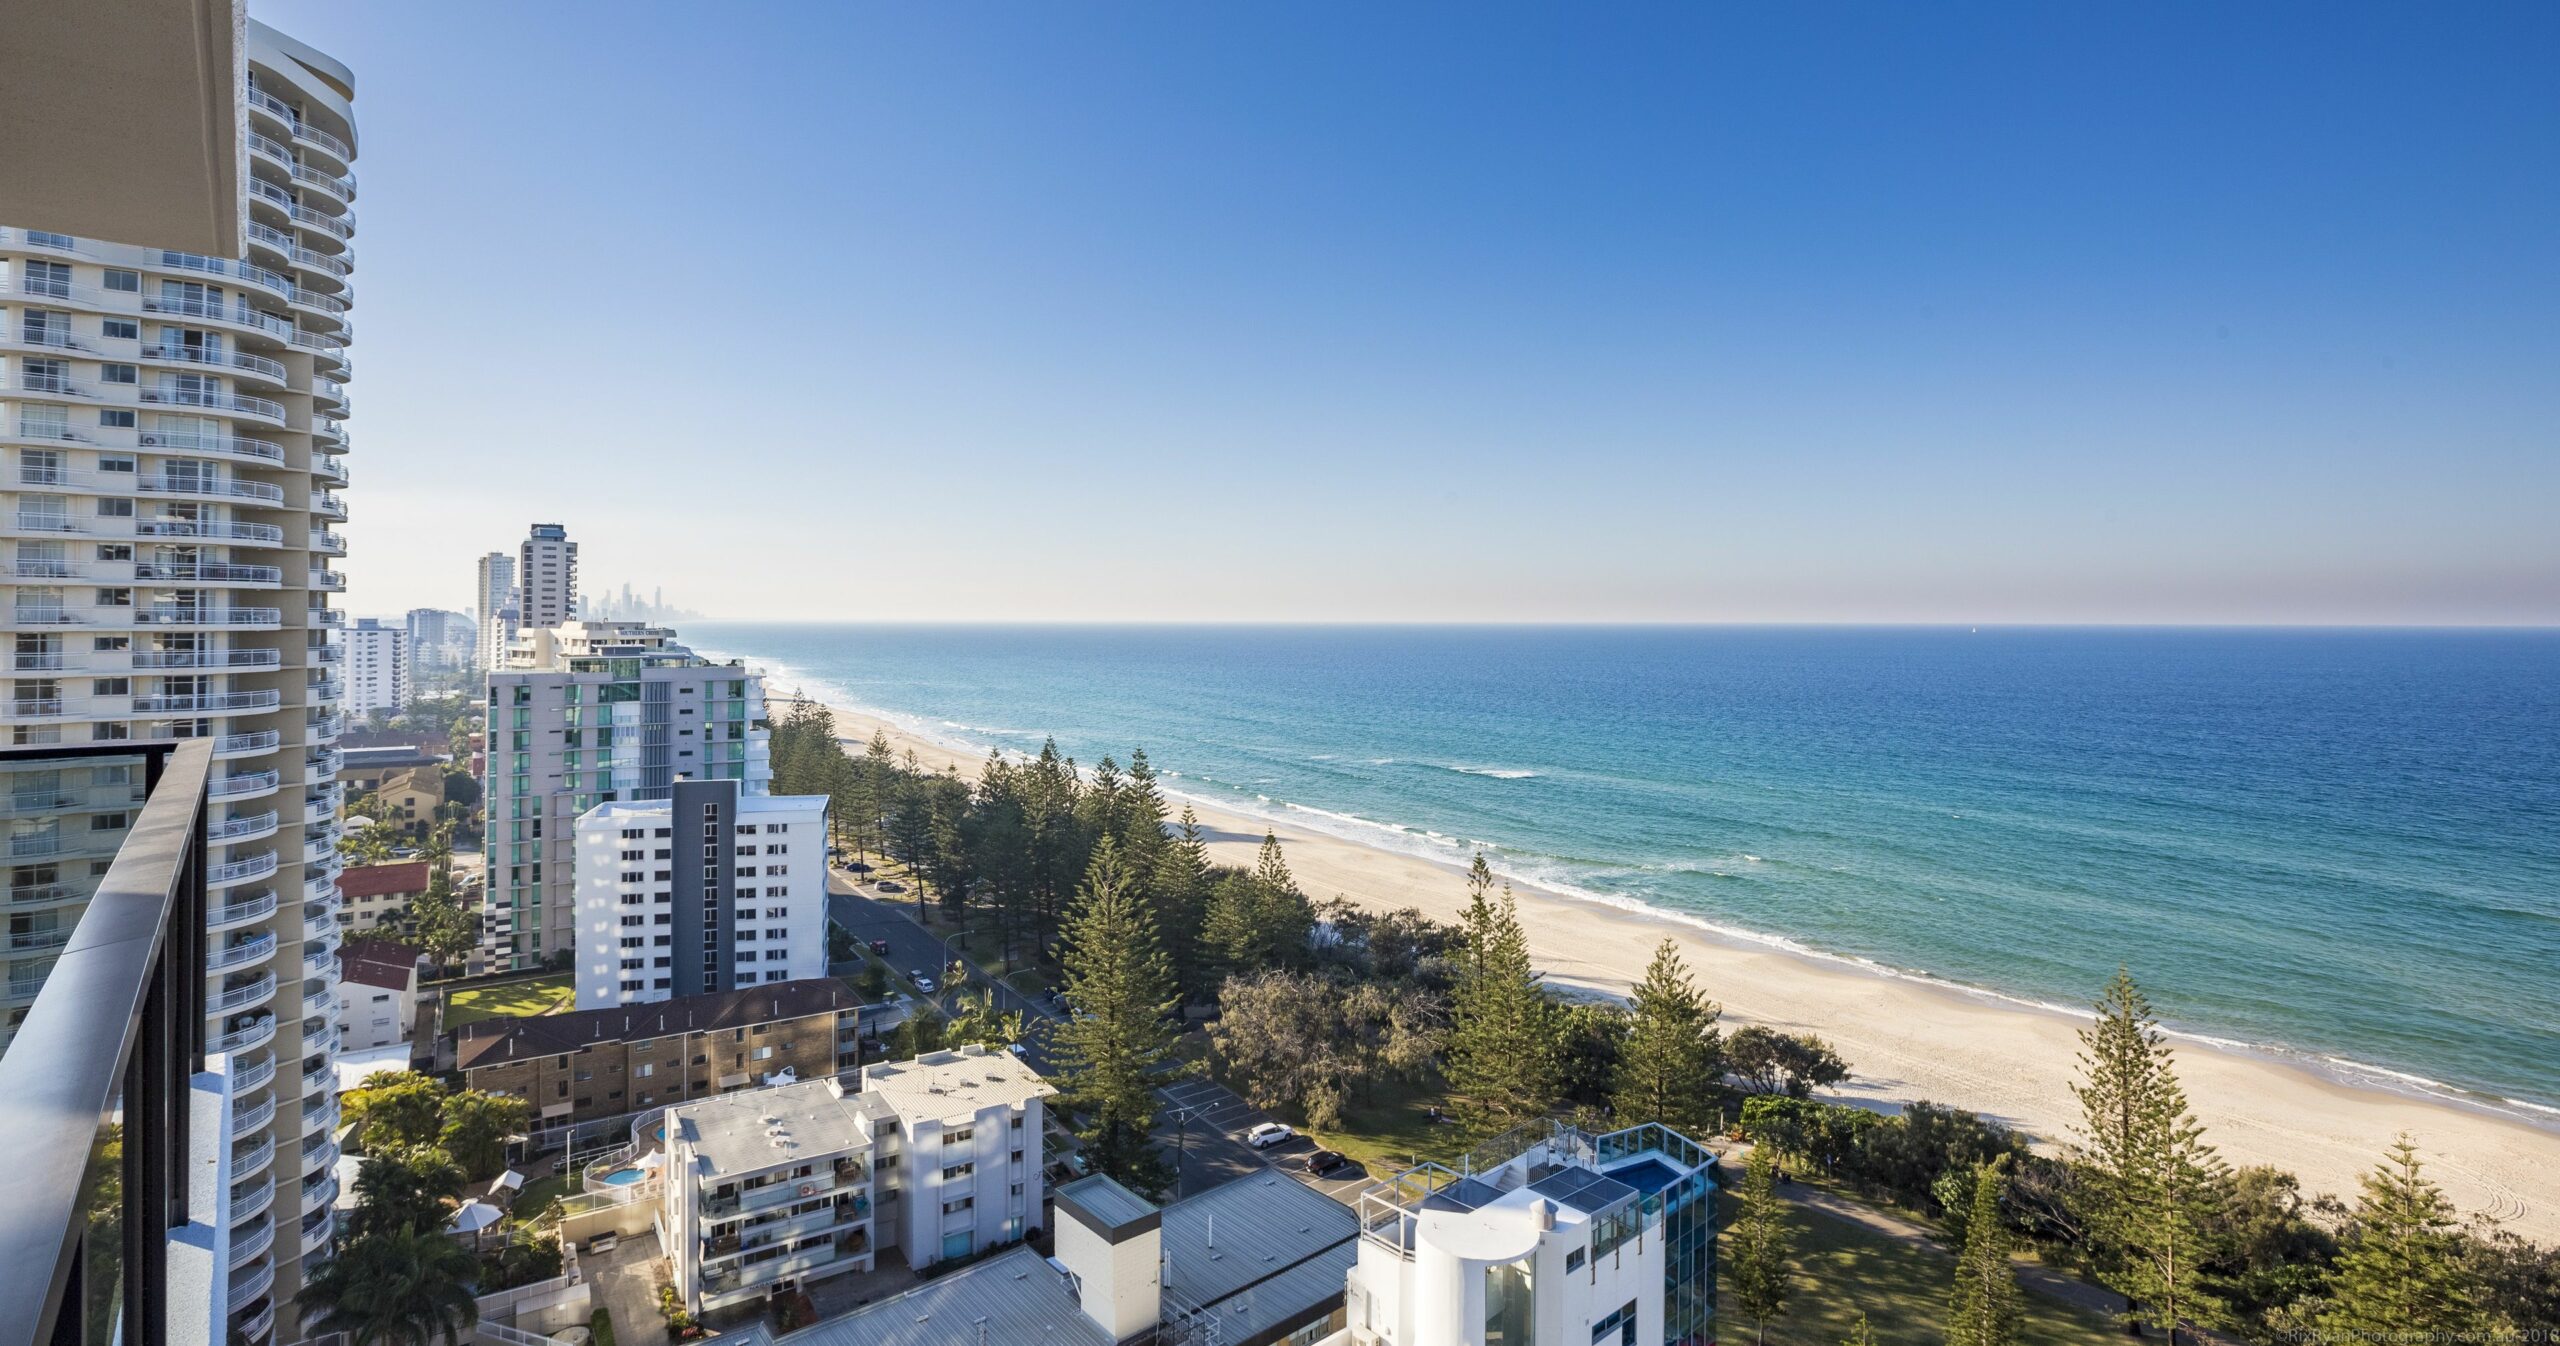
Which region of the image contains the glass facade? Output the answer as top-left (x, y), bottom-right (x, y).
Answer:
top-left (1484, 1256), bottom-right (1534, 1345)
top-left (1659, 1167), bottom-right (1714, 1346)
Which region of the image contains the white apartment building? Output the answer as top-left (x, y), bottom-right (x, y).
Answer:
top-left (1346, 1123), bottom-right (1718, 1346)
top-left (656, 1048), bottom-right (1054, 1315)
top-left (473, 550), bottom-right (514, 672)
top-left (0, 22), bottom-right (359, 1342)
top-left (571, 783), bottom-right (828, 1009)
top-left (518, 522), bottom-right (576, 629)
top-left (483, 621), bottom-right (772, 969)
top-left (344, 616), bottom-right (404, 718)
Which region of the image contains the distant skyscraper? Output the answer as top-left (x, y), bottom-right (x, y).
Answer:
top-left (474, 550), bottom-right (516, 670)
top-left (518, 522), bottom-right (577, 629)
top-left (404, 606), bottom-right (470, 675)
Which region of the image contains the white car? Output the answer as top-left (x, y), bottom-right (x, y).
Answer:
top-left (911, 973), bottom-right (938, 994)
top-left (1245, 1122), bottom-right (1294, 1149)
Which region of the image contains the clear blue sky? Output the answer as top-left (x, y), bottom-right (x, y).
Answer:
top-left (264, 1), bottom-right (2560, 624)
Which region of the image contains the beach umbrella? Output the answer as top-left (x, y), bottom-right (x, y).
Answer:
top-left (450, 1200), bottom-right (504, 1234)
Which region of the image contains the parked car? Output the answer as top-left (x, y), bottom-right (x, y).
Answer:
top-left (876, 880), bottom-right (906, 893)
top-left (868, 939), bottom-right (890, 955)
top-left (911, 972), bottom-right (939, 994)
top-left (1301, 1149), bottom-right (1348, 1176)
top-left (1245, 1122), bottom-right (1294, 1149)
top-left (1007, 1042), bottom-right (1029, 1057)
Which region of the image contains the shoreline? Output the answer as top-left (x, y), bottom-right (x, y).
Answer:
top-left (755, 683), bottom-right (2560, 1240)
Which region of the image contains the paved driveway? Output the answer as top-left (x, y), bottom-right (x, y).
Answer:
top-left (1152, 1078), bottom-right (1377, 1206)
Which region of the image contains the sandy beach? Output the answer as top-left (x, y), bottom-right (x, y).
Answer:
top-left (816, 699), bottom-right (2560, 1243)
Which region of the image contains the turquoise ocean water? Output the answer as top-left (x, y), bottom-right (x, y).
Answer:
top-left (689, 624), bottom-right (2560, 1120)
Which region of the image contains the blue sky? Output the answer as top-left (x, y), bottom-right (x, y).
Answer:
top-left (264, 1), bottom-right (2560, 624)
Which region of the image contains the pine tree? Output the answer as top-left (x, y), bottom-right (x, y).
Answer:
top-left (1611, 938), bottom-right (1723, 1137)
top-left (1052, 835), bottom-right (1179, 1196)
top-left (2315, 1134), bottom-right (2488, 1336)
top-left (1946, 1156), bottom-right (2023, 1346)
top-left (1729, 1143), bottom-right (1795, 1345)
top-left (1149, 807), bottom-right (1211, 1000)
top-left (1841, 1313), bottom-right (1879, 1346)
top-left (1445, 867), bottom-right (1560, 1137)
top-left (2070, 969), bottom-right (2228, 1341)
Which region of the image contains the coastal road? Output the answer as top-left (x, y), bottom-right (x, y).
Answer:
top-left (827, 869), bottom-right (1060, 1071)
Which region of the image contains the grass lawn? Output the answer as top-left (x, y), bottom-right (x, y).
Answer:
top-left (516, 1171), bottom-right (575, 1217)
top-left (1721, 1203), bottom-right (2123, 1346)
top-left (1299, 1077), bottom-right (1469, 1178)
top-left (443, 973), bottom-right (574, 1026)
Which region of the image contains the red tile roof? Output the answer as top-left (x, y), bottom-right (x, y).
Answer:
top-left (338, 861), bottom-right (430, 899)
top-left (340, 938), bottom-right (421, 992)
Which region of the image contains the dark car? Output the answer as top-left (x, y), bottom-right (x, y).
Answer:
top-left (1302, 1149), bottom-right (1348, 1176)
top-left (868, 939), bottom-right (890, 955)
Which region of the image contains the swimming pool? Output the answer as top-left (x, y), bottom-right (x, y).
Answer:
top-left (1603, 1157), bottom-right (1682, 1196)
top-left (599, 1168), bottom-right (646, 1187)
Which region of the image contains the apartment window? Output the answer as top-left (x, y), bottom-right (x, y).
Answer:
top-left (93, 677), bottom-right (128, 696)
top-left (102, 269), bottom-right (139, 292)
top-left (101, 318), bottom-right (137, 340)
top-left (100, 363), bottom-right (135, 384)
top-left (96, 499), bottom-right (133, 517)
top-left (1566, 1247), bottom-right (1587, 1274)
top-left (944, 1128), bottom-right (974, 1145)
top-left (636, 1063), bottom-right (653, 1078)
top-left (942, 1163), bottom-right (974, 1180)
top-left (99, 410), bottom-right (135, 429)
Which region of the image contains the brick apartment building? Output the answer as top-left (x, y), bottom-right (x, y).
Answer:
top-left (450, 977), bottom-right (867, 1130)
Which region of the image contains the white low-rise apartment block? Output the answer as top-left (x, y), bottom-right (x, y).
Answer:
top-left (344, 616), bottom-right (404, 718)
top-left (572, 780), bottom-right (827, 1009)
top-left (1345, 1122), bottom-right (1718, 1346)
top-left (656, 1046), bottom-right (1054, 1315)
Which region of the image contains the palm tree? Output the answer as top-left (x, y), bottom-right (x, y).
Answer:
top-left (349, 1146), bottom-right (465, 1240)
top-left (295, 1223), bottom-right (480, 1346)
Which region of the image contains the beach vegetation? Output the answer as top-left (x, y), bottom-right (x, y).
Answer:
top-left (1052, 835), bottom-right (1181, 1197)
top-left (2069, 968), bottom-right (2229, 1340)
top-left (2300, 1135), bottom-right (2492, 1336)
top-left (1946, 1156), bottom-right (2025, 1346)
top-left (1731, 1143), bottom-right (1798, 1344)
top-left (1612, 937), bottom-right (1725, 1137)
top-left (1727, 1024), bottom-right (1849, 1099)
top-left (1445, 856), bottom-right (1564, 1137)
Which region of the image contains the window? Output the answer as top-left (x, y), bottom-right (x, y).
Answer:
top-left (102, 269), bottom-right (139, 292)
top-left (943, 1163), bottom-right (974, 1180)
top-left (99, 410), bottom-right (135, 429)
top-left (1566, 1247), bottom-right (1587, 1274)
top-left (101, 318), bottom-right (137, 340)
top-left (96, 499), bottom-right (133, 518)
top-left (943, 1127), bottom-right (974, 1146)
top-left (100, 364), bottom-right (135, 384)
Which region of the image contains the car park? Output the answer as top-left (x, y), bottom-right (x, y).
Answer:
top-left (1245, 1122), bottom-right (1294, 1149)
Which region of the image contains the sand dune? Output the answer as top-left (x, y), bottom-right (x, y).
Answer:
top-left (820, 701), bottom-right (2560, 1242)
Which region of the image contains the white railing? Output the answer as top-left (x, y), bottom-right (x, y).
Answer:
top-left (214, 1014), bottom-right (279, 1055)
top-left (137, 426), bottom-right (286, 461)
top-left (139, 518), bottom-right (286, 544)
top-left (207, 974), bottom-right (278, 1014)
top-left (138, 690), bottom-right (283, 714)
top-left (209, 852), bottom-right (280, 886)
top-left (206, 811), bottom-right (281, 842)
top-left (211, 932), bottom-right (279, 972)
top-left (209, 890), bottom-right (280, 929)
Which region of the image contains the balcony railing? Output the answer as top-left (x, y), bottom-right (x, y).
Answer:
top-left (137, 426), bottom-right (286, 461)
top-left (0, 740), bottom-right (212, 1346)
top-left (138, 518), bottom-right (286, 545)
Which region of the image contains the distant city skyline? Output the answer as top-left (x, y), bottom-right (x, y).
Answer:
top-left (262, 1), bottom-right (2559, 625)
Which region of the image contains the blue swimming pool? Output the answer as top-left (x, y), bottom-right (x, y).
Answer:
top-left (1604, 1158), bottom-right (1681, 1196)
top-left (600, 1168), bottom-right (646, 1187)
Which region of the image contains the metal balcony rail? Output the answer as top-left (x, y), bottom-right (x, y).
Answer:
top-left (206, 975), bottom-right (276, 1015)
top-left (140, 292), bottom-right (293, 340)
top-left (138, 426), bottom-right (286, 460)
top-left (0, 740), bottom-right (210, 1346)
top-left (139, 345), bottom-right (291, 384)
top-left (135, 690), bottom-right (283, 715)
top-left (208, 852), bottom-right (278, 885)
top-left (292, 246), bottom-right (349, 278)
top-left (208, 890), bottom-right (278, 928)
top-left (130, 650), bottom-right (282, 670)
top-left (289, 206), bottom-right (350, 240)
top-left (138, 607), bottom-right (284, 627)
top-left (139, 386), bottom-right (288, 421)
top-left (138, 519), bottom-right (285, 544)
top-left (205, 812), bottom-right (280, 843)
top-left (151, 252), bottom-right (294, 299)
top-left (133, 562), bottom-right (285, 584)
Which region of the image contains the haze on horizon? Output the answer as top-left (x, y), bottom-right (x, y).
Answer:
top-left (268, 1), bottom-right (2559, 627)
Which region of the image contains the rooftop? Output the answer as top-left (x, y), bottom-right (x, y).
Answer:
top-left (858, 1046), bottom-right (1054, 1125)
top-left (336, 859), bottom-right (430, 898)
top-left (1162, 1171), bottom-right (1359, 1340)
top-left (1054, 1173), bottom-right (1157, 1231)
top-left (582, 790), bottom-right (824, 825)
top-left (668, 1077), bottom-right (873, 1180)
top-left (338, 938), bottom-right (419, 992)
top-left (452, 978), bottom-right (864, 1071)
top-left (771, 1246), bottom-right (1110, 1346)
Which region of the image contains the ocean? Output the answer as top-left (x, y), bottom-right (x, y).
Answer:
top-left (688, 623), bottom-right (2560, 1119)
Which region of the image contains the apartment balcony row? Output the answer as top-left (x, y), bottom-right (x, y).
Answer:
top-left (209, 929), bottom-right (280, 973)
top-left (138, 690), bottom-right (288, 716)
top-left (243, 80), bottom-right (355, 167)
top-left (208, 849), bottom-right (279, 889)
top-left (7, 604), bottom-right (286, 631)
top-left (8, 465), bottom-right (288, 504)
top-left (214, 1010), bottom-right (279, 1056)
top-left (7, 560), bottom-right (284, 590)
top-left (136, 290), bottom-right (298, 346)
top-left (205, 809), bottom-right (281, 844)
top-left (135, 247), bottom-right (300, 305)
top-left (246, 130), bottom-right (357, 203)
top-left (232, 1129), bottom-right (276, 1186)
top-left (0, 783), bottom-right (142, 821)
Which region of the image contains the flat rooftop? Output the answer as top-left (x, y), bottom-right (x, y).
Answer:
top-left (668, 1078), bottom-right (872, 1180)
top-left (772, 1246), bottom-right (1109, 1346)
top-left (859, 1046), bottom-right (1053, 1125)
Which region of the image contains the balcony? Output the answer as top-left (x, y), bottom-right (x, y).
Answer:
top-left (299, 1207), bottom-right (335, 1259)
top-left (230, 1172), bottom-right (275, 1225)
top-left (208, 889), bottom-right (279, 932)
top-left (310, 529), bottom-right (348, 556)
top-left (212, 731), bottom-right (282, 756)
top-left (206, 973), bottom-right (278, 1016)
top-left (138, 606), bottom-right (284, 629)
top-left (229, 1261), bottom-right (277, 1318)
top-left (138, 518), bottom-right (287, 545)
top-left (137, 385), bottom-right (289, 424)
top-left (137, 690), bottom-right (284, 716)
top-left (134, 648), bottom-right (282, 670)
top-left (235, 1298), bottom-right (277, 1343)
top-left (232, 1131), bottom-right (276, 1184)
top-left (137, 424), bottom-right (287, 462)
top-left (139, 291), bottom-right (294, 342)
top-left (228, 1213), bottom-right (274, 1270)
top-left (312, 492), bottom-right (349, 520)
top-left (205, 810), bottom-right (281, 844)
top-left (137, 473), bottom-right (286, 504)
top-left (233, 1052), bottom-right (278, 1101)
top-left (211, 770), bottom-right (282, 799)
top-left (210, 930), bottom-right (279, 973)
top-left (207, 850), bottom-right (279, 888)
top-left (301, 1173), bottom-right (339, 1216)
